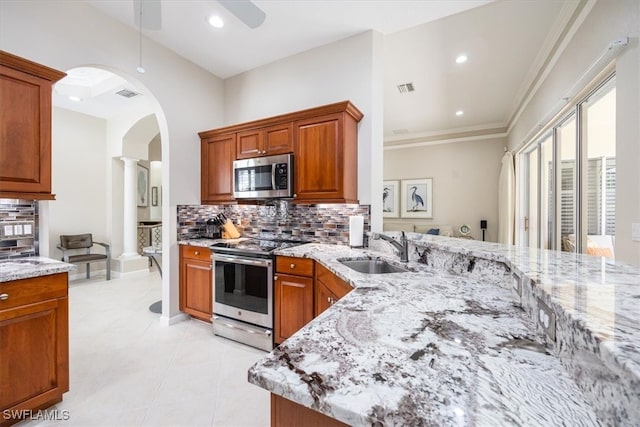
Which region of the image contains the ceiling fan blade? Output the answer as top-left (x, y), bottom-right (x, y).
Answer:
top-left (218, 0), bottom-right (266, 29)
top-left (133, 0), bottom-right (162, 30)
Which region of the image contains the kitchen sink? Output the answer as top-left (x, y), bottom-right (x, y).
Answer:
top-left (338, 257), bottom-right (410, 274)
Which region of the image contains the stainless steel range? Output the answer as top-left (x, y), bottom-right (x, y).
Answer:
top-left (210, 238), bottom-right (306, 351)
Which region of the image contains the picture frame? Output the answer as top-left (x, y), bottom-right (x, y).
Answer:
top-left (151, 186), bottom-right (158, 206)
top-left (401, 178), bottom-right (433, 218)
top-left (137, 165), bottom-right (149, 207)
top-left (382, 180), bottom-right (400, 218)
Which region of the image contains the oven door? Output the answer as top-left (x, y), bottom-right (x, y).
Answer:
top-left (212, 253), bottom-right (273, 329)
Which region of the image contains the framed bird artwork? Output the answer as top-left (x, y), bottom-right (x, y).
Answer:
top-left (401, 178), bottom-right (433, 218)
top-left (382, 180), bottom-right (400, 218)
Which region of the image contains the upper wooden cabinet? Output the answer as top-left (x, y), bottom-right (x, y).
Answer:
top-left (200, 133), bottom-right (236, 204)
top-left (294, 109), bottom-right (360, 204)
top-left (0, 51), bottom-right (66, 200)
top-left (236, 122), bottom-right (293, 159)
top-left (199, 101), bottom-right (362, 205)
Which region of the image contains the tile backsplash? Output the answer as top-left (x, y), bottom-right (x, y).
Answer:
top-left (0, 199), bottom-right (38, 258)
top-left (177, 202), bottom-right (370, 246)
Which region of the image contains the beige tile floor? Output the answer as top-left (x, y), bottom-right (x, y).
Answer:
top-left (18, 267), bottom-right (269, 427)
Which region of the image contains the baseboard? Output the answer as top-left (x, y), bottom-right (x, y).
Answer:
top-left (159, 312), bottom-right (189, 326)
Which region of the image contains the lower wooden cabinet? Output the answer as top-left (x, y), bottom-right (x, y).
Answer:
top-left (274, 256), bottom-right (353, 345)
top-left (179, 245), bottom-right (213, 322)
top-left (0, 272), bottom-right (69, 426)
top-left (271, 394), bottom-right (348, 427)
top-left (314, 263), bottom-right (352, 316)
top-left (274, 256), bottom-right (315, 345)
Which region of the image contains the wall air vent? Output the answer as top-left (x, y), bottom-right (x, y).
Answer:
top-left (397, 83), bottom-right (415, 93)
top-left (115, 89), bottom-right (141, 98)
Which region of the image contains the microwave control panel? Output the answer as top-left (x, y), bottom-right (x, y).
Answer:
top-left (275, 163), bottom-right (289, 189)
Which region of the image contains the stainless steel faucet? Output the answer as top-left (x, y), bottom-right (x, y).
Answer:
top-left (372, 231), bottom-right (409, 263)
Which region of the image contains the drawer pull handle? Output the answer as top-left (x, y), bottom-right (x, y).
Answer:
top-left (195, 251), bottom-right (200, 255)
top-left (0, 293), bottom-right (8, 301)
top-left (290, 263), bottom-right (295, 269)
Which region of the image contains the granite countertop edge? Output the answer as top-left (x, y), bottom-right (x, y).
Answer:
top-left (0, 257), bottom-right (76, 283)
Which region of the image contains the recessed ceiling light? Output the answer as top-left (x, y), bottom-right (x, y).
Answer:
top-left (68, 96), bottom-right (81, 102)
top-left (455, 110), bottom-right (464, 116)
top-left (456, 54), bottom-right (468, 64)
top-left (208, 15), bottom-right (224, 28)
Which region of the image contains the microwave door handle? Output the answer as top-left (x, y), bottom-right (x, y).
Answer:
top-left (271, 163), bottom-right (277, 190)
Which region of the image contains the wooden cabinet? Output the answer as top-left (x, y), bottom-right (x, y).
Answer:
top-left (274, 256), bottom-right (353, 344)
top-left (293, 104), bottom-right (362, 204)
top-left (314, 263), bottom-right (352, 316)
top-left (236, 122), bottom-right (293, 159)
top-left (0, 273), bottom-right (69, 426)
top-left (274, 256), bottom-right (314, 344)
top-left (179, 246), bottom-right (213, 322)
top-left (271, 394), bottom-right (348, 427)
top-left (200, 133), bottom-right (236, 204)
top-left (0, 51), bottom-right (66, 200)
top-left (198, 101), bottom-right (362, 205)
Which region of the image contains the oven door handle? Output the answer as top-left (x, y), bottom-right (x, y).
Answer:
top-left (213, 253), bottom-right (273, 267)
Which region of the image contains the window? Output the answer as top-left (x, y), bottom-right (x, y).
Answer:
top-left (519, 75), bottom-right (616, 258)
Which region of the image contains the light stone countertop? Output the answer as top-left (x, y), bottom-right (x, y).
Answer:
top-left (248, 236), bottom-right (640, 426)
top-left (0, 257), bottom-right (75, 282)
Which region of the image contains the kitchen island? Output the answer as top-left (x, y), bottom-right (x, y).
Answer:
top-left (0, 257), bottom-right (74, 426)
top-left (248, 235), bottom-right (640, 426)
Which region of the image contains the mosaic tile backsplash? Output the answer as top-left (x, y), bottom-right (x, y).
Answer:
top-left (177, 202), bottom-right (370, 246)
top-left (0, 199), bottom-right (38, 259)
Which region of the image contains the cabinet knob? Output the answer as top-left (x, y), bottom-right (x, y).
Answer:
top-left (293, 194), bottom-right (297, 198)
top-left (290, 263), bottom-right (295, 269)
top-left (0, 293), bottom-right (8, 301)
top-left (274, 275), bottom-right (279, 281)
top-left (195, 251), bottom-right (200, 255)
top-left (261, 150), bottom-right (267, 154)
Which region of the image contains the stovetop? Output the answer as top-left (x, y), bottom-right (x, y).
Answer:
top-left (210, 238), bottom-right (309, 257)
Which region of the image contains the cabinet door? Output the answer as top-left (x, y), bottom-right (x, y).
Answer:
top-left (314, 263), bottom-right (352, 316)
top-left (0, 65), bottom-right (54, 198)
top-left (315, 280), bottom-right (337, 317)
top-left (0, 296), bottom-right (68, 417)
top-left (180, 251), bottom-right (213, 322)
top-left (236, 129), bottom-right (263, 159)
top-left (274, 273), bottom-right (313, 344)
top-left (201, 133), bottom-right (236, 204)
top-left (264, 123), bottom-right (293, 155)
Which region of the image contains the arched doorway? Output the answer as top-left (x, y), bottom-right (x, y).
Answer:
top-left (51, 66), bottom-right (170, 317)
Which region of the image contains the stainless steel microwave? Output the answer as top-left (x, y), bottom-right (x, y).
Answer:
top-left (233, 153), bottom-right (293, 199)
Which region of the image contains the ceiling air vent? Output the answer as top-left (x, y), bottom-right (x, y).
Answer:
top-left (115, 89), bottom-right (141, 98)
top-left (397, 83), bottom-right (415, 93)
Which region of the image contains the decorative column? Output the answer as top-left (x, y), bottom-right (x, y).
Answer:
top-left (120, 157), bottom-right (141, 258)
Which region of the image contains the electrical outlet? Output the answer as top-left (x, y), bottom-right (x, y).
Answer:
top-left (536, 297), bottom-right (556, 341)
top-left (632, 223), bottom-right (640, 242)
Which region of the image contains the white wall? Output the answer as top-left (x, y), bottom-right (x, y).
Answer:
top-left (384, 137), bottom-right (506, 242)
top-left (48, 108), bottom-right (108, 267)
top-left (224, 31), bottom-right (385, 228)
top-left (0, 0), bottom-right (225, 322)
top-left (508, 0), bottom-right (640, 264)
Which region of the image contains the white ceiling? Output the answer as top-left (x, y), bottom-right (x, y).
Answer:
top-left (55, 0), bottom-right (580, 140)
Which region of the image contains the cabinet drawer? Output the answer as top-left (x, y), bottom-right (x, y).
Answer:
top-left (0, 272), bottom-right (68, 310)
top-left (276, 256), bottom-right (314, 277)
top-left (181, 245), bottom-right (211, 261)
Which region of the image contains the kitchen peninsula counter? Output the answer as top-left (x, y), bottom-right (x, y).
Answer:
top-left (0, 256), bottom-right (75, 282)
top-left (248, 236), bottom-right (640, 426)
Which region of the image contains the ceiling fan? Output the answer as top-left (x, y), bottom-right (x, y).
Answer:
top-left (133, 0), bottom-right (266, 30)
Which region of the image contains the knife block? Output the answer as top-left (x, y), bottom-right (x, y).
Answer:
top-left (221, 219), bottom-right (241, 239)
